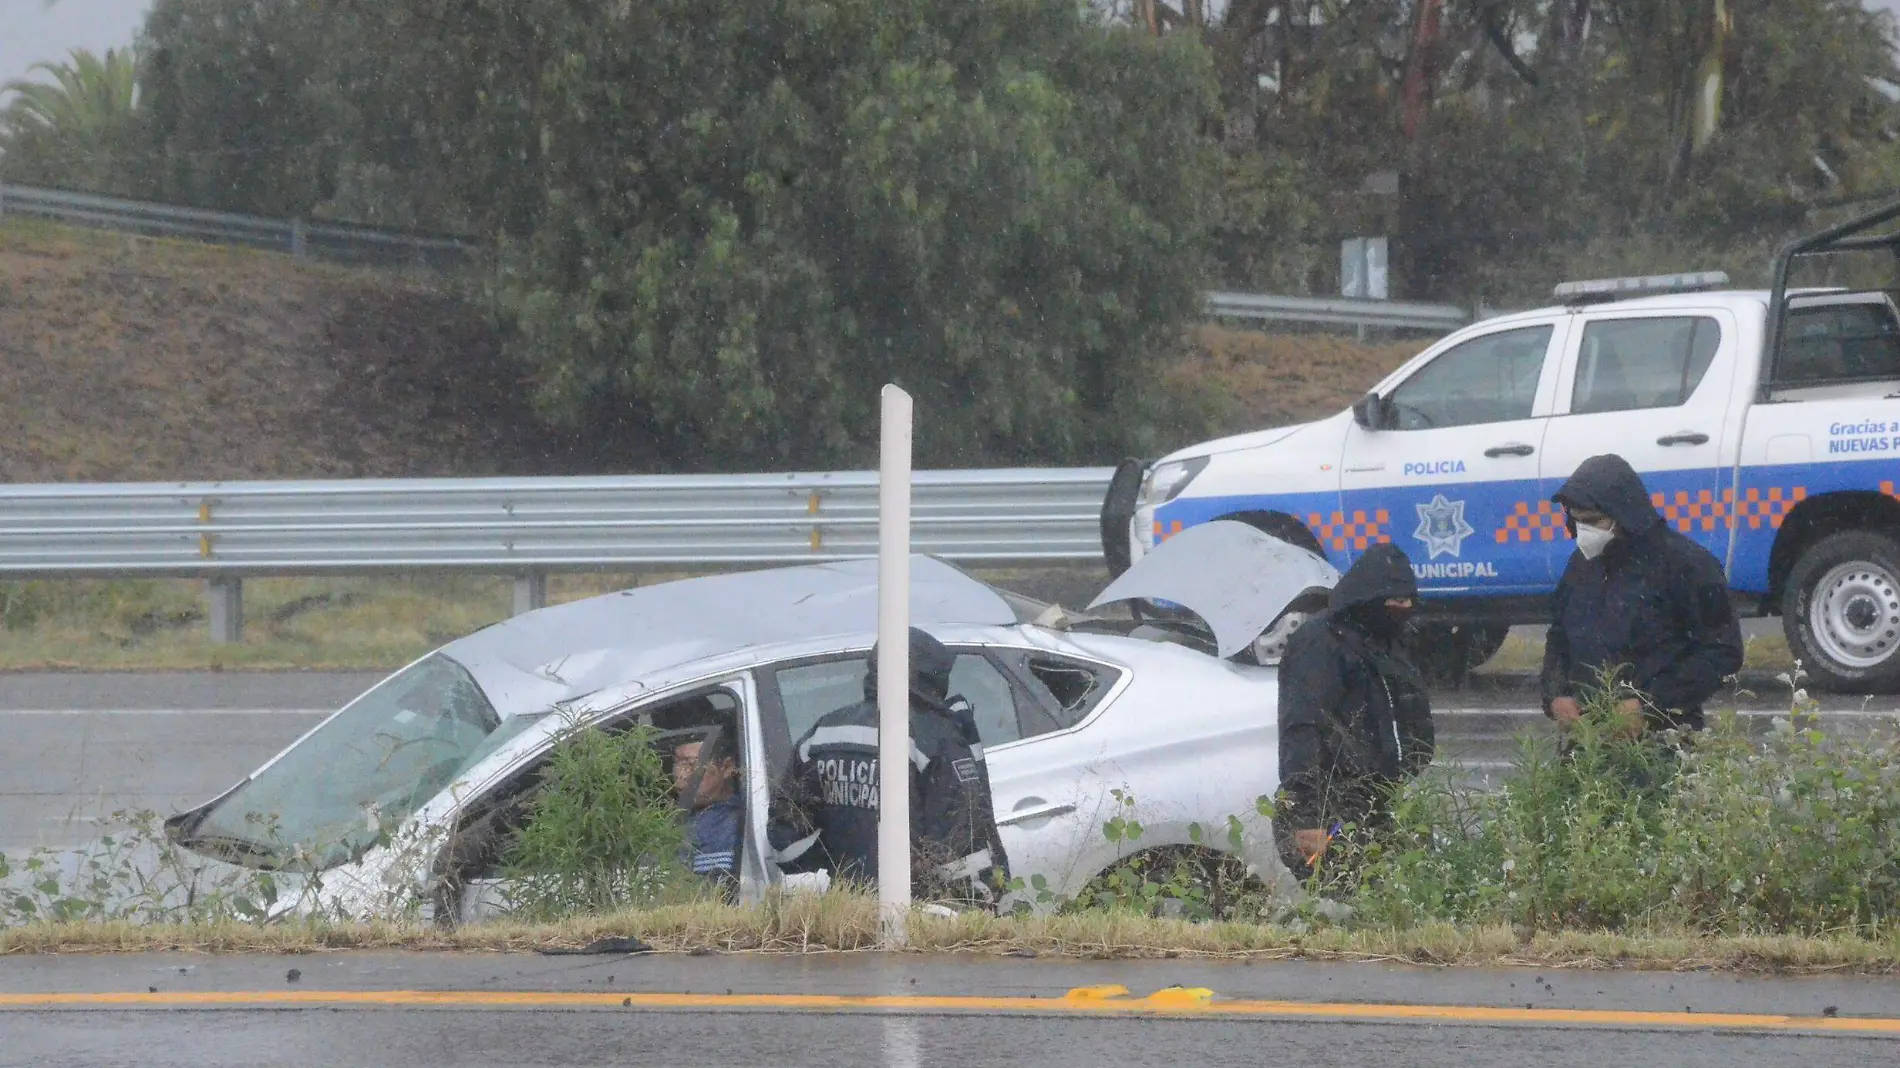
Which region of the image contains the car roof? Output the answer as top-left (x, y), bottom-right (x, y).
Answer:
top-left (438, 556), bottom-right (1022, 718)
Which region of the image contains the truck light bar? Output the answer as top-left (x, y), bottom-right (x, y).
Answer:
top-left (1552, 271), bottom-right (1731, 302)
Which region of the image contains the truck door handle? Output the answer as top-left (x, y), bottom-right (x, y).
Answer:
top-left (1657, 431), bottom-right (1710, 447)
top-left (997, 801), bottom-right (1077, 827)
top-left (1483, 443), bottom-right (1535, 458)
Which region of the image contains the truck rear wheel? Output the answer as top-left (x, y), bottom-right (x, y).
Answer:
top-left (1783, 530), bottom-right (1900, 693)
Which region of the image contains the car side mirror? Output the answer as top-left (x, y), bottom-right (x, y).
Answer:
top-left (1352, 393), bottom-right (1386, 431)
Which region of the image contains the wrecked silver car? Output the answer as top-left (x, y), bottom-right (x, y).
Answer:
top-left (153, 520), bottom-right (1337, 922)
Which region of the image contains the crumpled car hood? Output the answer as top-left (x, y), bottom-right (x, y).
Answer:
top-left (1087, 519), bottom-right (1340, 658)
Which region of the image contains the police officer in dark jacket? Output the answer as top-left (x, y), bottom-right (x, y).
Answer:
top-left (771, 627), bottom-right (1008, 901)
top-left (1543, 454), bottom-right (1744, 737)
top-left (1274, 542), bottom-right (1433, 881)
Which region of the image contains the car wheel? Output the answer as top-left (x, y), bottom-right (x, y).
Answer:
top-left (1782, 530), bottom-right (1900, 693)
top-left (1408, 623), bottom-right (1508, 688)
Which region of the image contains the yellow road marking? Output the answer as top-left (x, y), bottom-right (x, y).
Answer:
top-left (1, 986), bottom-right (1896, 1034)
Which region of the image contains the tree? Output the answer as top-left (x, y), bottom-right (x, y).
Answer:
top-left (137, 0), bottom-right (350, 217)
top-left (344, 0), bottom-right (1222, 468)
top-left (1196, 2), bottom-right (1899, 302)
top-left (0, 47), bottom-right (142, 193)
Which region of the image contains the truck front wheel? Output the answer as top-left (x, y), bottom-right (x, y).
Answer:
top-left (1783, 530), bottom-right (1900, 692)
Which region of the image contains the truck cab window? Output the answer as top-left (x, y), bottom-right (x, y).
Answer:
top-left (1571, 316), bottom-right (1722, 414)
top-left (1778, 299), bottom-right (1900, 385)
top-left (1385, 325), bottom-right (1552, 430)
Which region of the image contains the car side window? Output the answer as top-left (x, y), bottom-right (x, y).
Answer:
top-left (439, 688), bottom-right (742, 885)
top-left (1571, 316), bottom-right (1721, 414)
top-left (949, 652), bottom-right (1022, 746)
top-left (764, 652), bottom-right (1025, 753)
top-left (771, 658), bottom-right (867, 757)
top-left (996, 650), bottom-right (1121, 736)
top-left (1385, 324), bottom-right (1554, 430)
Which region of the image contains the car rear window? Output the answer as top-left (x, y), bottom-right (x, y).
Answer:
top-left (1779, 299), bottom-right (1900, 384)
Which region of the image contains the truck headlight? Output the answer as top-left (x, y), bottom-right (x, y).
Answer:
top-left (1143, 456), bottom-right (1209, 507)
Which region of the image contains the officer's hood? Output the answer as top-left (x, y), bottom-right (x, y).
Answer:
top-left (1327, 542), bottom-right (1419, 611)
top-left (1551, 454), bottom-right (1662, 537)
top-left (863, 626), bottom-right (957, 708)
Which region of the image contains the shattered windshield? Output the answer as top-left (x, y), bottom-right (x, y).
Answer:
top-left (182, 654), bottom-right (504, 871)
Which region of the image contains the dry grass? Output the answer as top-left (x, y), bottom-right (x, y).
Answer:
top-left (1169, 324), bottom-right (1425, 435)
top-left (0, 572), bottom-right (1797, 674)
top-left (0, 218), bottom-right (626, 484)
top-left (0, 566), bottom-right (1111, 672)
top-left (7, 894), bottom-right (1899, 974)
top-left (0, 572), bottom-right (650, 671)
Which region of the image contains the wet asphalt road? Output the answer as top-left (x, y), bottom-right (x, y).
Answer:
top-left (15, 1009), bottom-right (1892, 1068)
top-left (4, 671), bottom-right (1897, 852)
top-left (6, 952), bottom-right (1900, 1067)
top-left (0, 673), bottom-right (377, 852)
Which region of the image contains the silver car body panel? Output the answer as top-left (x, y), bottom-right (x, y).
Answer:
top-left (1088, 519), bottom-right (1341, 658)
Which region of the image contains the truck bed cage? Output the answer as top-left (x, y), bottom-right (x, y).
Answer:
top-left (1764, 198), bottom-right (1900, 397)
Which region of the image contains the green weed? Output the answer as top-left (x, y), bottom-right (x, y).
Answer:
top-left (498, 719), bottom-right (696, 920)
top-left (1351, 670), bottom-right (1900, 936)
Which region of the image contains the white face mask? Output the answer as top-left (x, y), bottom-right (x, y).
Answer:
top-left (1575, 522), bottom-right (1616, 560)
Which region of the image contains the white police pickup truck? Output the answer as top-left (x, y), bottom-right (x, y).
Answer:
top-left (1102, 202), bottom-right (1900, 691)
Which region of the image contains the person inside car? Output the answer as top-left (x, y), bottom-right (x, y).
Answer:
top-left (673, 737), bottom-right (743, 891)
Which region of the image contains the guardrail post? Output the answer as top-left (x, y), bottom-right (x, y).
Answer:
top-left (290, 217), bottom-right (307, 258)
top-left (512, 572), bottom-right (547, 616)
top-left (207, 578), bottom-right (243, 644)
top-left (0, 179), bottom-right (7, 219)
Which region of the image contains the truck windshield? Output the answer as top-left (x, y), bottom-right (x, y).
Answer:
top-left (180, 654), bottom-right (505, 871)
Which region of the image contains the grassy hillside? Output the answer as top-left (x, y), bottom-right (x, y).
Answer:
top-left (0, 218), bottom-right (1428, 483)
top-left (1177, 324), bottom-right (1424, 435)
top-left (0, 220), bottom-right (627, 483)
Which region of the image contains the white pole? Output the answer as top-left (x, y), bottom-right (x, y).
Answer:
top-left (876, 384), bottom-right (914, 947)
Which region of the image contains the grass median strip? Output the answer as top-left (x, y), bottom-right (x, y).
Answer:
top-left (7, 904), bottom-right (1900, 975)
top-left (0, 571), bottom-right (1799, 673)
top-left (4, 987), bottom-right (1898, 1035)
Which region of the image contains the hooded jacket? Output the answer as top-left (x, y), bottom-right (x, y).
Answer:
top-left (1542, 454), bottom-right (1743, 730)
top-left (770, 628), bottom-right (1008, 900)
top-left (1275, 543), bottom-right (1433, 857)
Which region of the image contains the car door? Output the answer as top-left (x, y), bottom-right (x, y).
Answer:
top-left (979, 646), bottom-right (1129, 899)
top-left (1338, 320), bottom-right (1569, 594)
top-left (1539, 309), bottom-right (1738, 560)
top-left (754, 644), bottom-right (1120, 898)
top-left (435, 677), bottom-right (766, 924)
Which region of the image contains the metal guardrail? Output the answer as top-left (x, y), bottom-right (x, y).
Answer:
top-left (1206, 290), bottom-right (1478, 331)
top-left (0, 468), bottom-right (1114, 575)
top-left (2, 182), bottom-right (1510, 329)
top-left (0, 468), bottom-right (1115, 640)
top-left (0, 182), bottom-right (474, 269)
